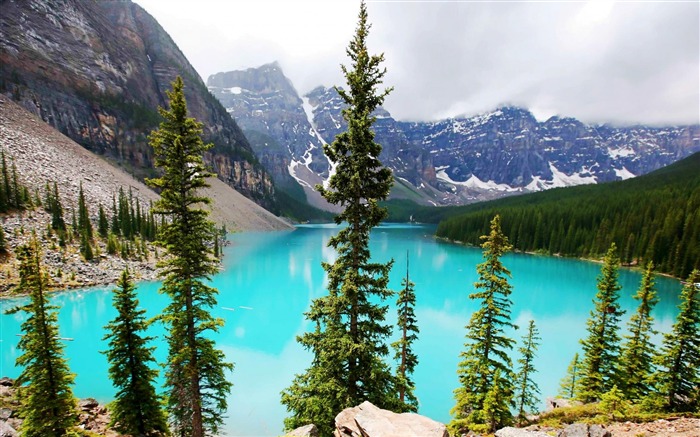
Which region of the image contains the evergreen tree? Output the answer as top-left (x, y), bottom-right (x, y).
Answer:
top-left (515, 320), bottom-right (541, 426)
top-left (391, 251), bottom-right (419, 412)
top-left (0, 224), bottom-right (6, 254)
top-left (50, 182), bottom-right (65, 232)
top-left (618, 261), bottom-right (658, 400)
top-left (0, 150), bottom-right (7, 212)
top-left (651, 270), bottom-right (700, 412)
top-left (451, 215), bottom-right (516, 433)
top-left (80, 228), bottom-right (93, 261)
top-left (578, 243), bottom-right (624, 403)
top-left (147, 76), bottom-right (232, 437)
top-left (5, 236), bottom-right (77, 435)
top-left (98, 204), bottom-right (109, 239)
top-left (281, 3), bottom-right (395, 435)
top-left (77, 181), bottom-right (93, 239)
top-left (600, 385), bottom-right (629, 419)
top-left (11, 161), bottom-right (22, 209)
top-left (102, 269), bottom-right (168, 436)
top-left (558, 353), bottom-right (580, 399)
top-left (482, 369), bottom-right (511, 434)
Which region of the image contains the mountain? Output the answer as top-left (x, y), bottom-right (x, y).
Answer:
top-left (0, 0), bottom-right (275, 208)
top-left (207, 63), bottom-right (700, 208)
top-left (435, 151), bottom-right (700, 278)
top-left (0, 95), bottom-right (290, 232)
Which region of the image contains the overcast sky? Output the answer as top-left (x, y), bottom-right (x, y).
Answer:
top-left (135, 0), bottom-right (699, 126)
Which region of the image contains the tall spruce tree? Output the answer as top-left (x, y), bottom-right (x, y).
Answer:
top-left (651, 270), bottom-right (700, 412)
top-left (281, 2), bottom-right (395, 434)
top-left (451, 215), bottom-right (516, 434)
top-left (617, 261), bottom-right (658, 400)
top-left (558, 353), bottom-right (580, 399)
top-left (77, 181), bottom-right (93, 239)
top-left (98, 204), bottom-right (109, 239)
top-left (50, 182), bottom-right (66, 232)
top-left (515, 320), bottom-right (541, 426)
top-left (102, 269), bottom-right (168, 436)
top-left (578, 243), bottom-right (624, 403)
top-left (147, 76), bottom-right (232, 437)
top-left (5, 236), bottom-right (77, 436)
top-left (391, 251), bottom-right (420, 412)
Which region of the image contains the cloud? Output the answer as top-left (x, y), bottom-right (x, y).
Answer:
top-left (136, 0), bottom-right (699, 125)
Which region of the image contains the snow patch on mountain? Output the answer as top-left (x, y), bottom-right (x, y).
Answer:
top-left (436, 168), bottom-right (518, 192)
top-left (614, 167), bottom-right (635, 180)
top-left (608, 145), bottom-right (635, 158)
top-left (548, 162), bottom-right (598, 188)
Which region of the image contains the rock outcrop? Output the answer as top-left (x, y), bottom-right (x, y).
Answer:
top-left (0, 0), bottom-right (275, 208)
top-left (334, 401), bottom-right (448, 437)
top-left (557, 423), bottom-right (611, 437)
top-left (496, 427), bottom-right (553, 437)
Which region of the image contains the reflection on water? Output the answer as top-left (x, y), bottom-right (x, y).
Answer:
top-left (0, 224), bottom-right (682, 436)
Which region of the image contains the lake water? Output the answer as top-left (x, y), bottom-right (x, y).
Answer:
top-left (0, 224), bottom-right (682, 436)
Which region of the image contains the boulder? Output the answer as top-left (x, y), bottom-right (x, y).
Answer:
top-left (334, 401), bottom-right (448, 437)
top-left (557, 423), bottom-right (610, 437)
top-left (546, 397), bottom-right (581, 411)
top-left (286, 424), bottom-right (319, 436)
top-left (78, 398), bottom-right (99, 411)
top-left (0, 421), bottom-right (18, 437)
top-left (495, 427), bottom-right (552, 437)
top-left (0, 378), bottom-right (13, 387)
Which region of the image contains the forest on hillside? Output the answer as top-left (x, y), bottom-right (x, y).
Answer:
top-left (434, 152), bottom-right (700, 278)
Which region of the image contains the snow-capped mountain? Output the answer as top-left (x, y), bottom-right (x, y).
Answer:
top-left (208, 63), bottom-right (700, 207)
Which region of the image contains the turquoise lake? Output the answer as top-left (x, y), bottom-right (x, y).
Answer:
top-left (0, 224), bottom-right (683, 436)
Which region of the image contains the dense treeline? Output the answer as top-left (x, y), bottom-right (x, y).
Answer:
top-left (436, 152), bottom-right (700, 278)
top-left (0, 149), bottom-right (34, 214)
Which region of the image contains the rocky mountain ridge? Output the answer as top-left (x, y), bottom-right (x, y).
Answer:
top-left (208, 63), bottom-right (700, 207)
top-left (0, 0), bottom-right (275, 208)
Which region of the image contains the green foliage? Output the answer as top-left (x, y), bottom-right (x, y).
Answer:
top-left (451, 215), bottom-right (515, 433)
top-left (147, 76), bottom-right (232, 437)
top-left (77, 182), bottom-right (93, 239)
top-left (482, 369), bottom-right (512, 433)
top-left (391, 252), bottom-right (420, 412)
top-left (651, 270), bottom-right (700, 413)
top-left (558, 353), bottom-right (581, 399)
top-left (578, 244), bottom-right (624, 403)
top-left (281, 3), bottom-right (396, 435)
top-left (5, 236), bottom-right (77, 436)
top-left (80, 228), bottom-right (93, 261)
top-left (102, 269), bottom-right (168, 436)
top-left (435, 152), bottom-right (700, 278)
top-left (600, 385), bottom-right (629, 420)
top-left (0, 224), bottom-right (6, 253)
top-left (0, 150), bottom-right (32, 213)
top-left (45, 182), bottom-right (66, 232)
top-left (98, 204), bottom-right (109, 239)
top-left (618, 262), bottom-right (658, 400)
top-left (515, 320), bottom-right (541, 425)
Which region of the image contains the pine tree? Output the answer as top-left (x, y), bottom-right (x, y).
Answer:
top-left (50, 182), bottom-right (65, 232)
top-left (102, 269), bottom-right (168, 436)
top-left (617, 261), bottom-right (658, 400)
top-left (147, 76), bottom-right (232, 437)
top-left (600, 385), bottom-right (629, 419)
top-left (482, 369), bottom-right (511, 434)
top-left (578, 243), bottom-right (624, 403)
top-left (391, 251), bottom-right (420, 412)
top-left (11, 161), bottom-right (22, 209)
top-left (451, 215), bottom-right (516, 433)
top-left (281, 2), bottom-right (395, 435)
top-left (98, 204), bottom-right (109, 239)
top-left (515, 320), bottom-right (541, 426)
top-left (5, 236), bottom-right (77, 436)
top-left (80, 228), bottom-right (93, 261)
top-left (77, 181), bottom-right (93, 239)
top-left (651, 270), bottom-right (700, 412)
top-left (0, 224), bottom-right (6, 254)
top-left (0, 150), bottom-right (7, 212)
top-left (558, 353), bottom-right (580, 399)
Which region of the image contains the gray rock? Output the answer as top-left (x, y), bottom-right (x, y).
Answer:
top-left (78, 398), bottom-right (99, 411)
top-left (0, 421), bottom-right (18, 437)
top-left (496, 427), bottom-right (552, 437)
top-left (557, 423), bottom-right (610, 437)
top-left (335, 401), bottom-right (448, 437)
top-left (0, 378), bottom-right (13, 387)
top-left (285, 424), bottom-right (319, 437)
top-left (0, 408), bottom-right (11, 420)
